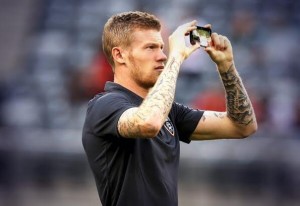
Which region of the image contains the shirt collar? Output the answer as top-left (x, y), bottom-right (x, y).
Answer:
top-left (104, 81), bottom-right (143, 104)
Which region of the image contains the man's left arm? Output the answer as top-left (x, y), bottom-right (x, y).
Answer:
top-left (190, 32), bottom-right (257, 140)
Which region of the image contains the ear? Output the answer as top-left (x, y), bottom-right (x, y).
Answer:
top-left (112, 47), bottom-right (126, 64)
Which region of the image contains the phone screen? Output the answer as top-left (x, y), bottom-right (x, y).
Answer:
top-left (190, 26), bottom-right (212, 47)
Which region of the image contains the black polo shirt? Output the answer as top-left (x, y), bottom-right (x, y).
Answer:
top-left (82, 82), bottom-right (203, 206)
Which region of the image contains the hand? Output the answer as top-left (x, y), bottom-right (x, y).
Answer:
top-left (205, 31), bottom-right (234, 72)
top-left (168, 21), bottom-right (200, 60)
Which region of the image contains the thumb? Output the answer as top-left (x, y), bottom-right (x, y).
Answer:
top-left (204, 46), bottom-right (214, 56)
top-left (187, 43), bottom-right (200, 57)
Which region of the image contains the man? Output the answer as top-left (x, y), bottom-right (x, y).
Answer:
top-left (82, 11), bottom-right (257, 206)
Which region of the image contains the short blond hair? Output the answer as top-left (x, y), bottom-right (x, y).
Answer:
top-left (102, 11), bottom-right (161, 69)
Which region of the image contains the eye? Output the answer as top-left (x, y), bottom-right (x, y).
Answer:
top-left (147, 45), bottom-right (155, 49)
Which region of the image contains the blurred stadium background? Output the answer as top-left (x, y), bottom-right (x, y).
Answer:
top-left (0, 0), bottom-right (300, 205)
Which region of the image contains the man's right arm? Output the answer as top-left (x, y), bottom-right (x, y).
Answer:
top-left (118, 21), bottom-right (200, 139)
top-left (117, 57), bottom-right (182, 138)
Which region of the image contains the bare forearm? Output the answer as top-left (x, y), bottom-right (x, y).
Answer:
top-left (219, 62), bottom-right (256, 126)
top-left (139, 56), bottom-right (181, 122)
top-left (118, 55), bottom-right (182, 138)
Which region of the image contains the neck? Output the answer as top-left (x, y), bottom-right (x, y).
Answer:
top-left (114, 75), bottom-right (150, 99)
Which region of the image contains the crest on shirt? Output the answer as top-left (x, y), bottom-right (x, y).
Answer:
top-left (164, 117), bottom-right (175, 136)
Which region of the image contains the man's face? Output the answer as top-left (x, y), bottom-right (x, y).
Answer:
top-left (125, 29), bottom-right (167, 89)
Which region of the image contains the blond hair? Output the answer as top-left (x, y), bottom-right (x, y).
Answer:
top-left (102, 11), bottom-right (161, 69)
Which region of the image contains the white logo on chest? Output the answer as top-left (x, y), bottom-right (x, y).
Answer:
top-left (164, 117), bottom-right (175, 136)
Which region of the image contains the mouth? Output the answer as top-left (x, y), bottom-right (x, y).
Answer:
top-left (155, 65), bottom-right (164, 71)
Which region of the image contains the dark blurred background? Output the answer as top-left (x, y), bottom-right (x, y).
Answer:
top-left (0, 0), bottom-right (299, 205)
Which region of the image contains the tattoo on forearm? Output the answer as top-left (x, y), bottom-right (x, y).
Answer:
top-left (118, 108), bottom-right (142, 137)
top-left (202, 114), bottom-right (207, 122)
top-left (214, 112), bottom-right (226, 119)
top-left (220, 64), bottom-right (255, 126)
top-left (143, 57), bottom-right (180, 115)
top-left (118, 57), bottom-right (181, 138)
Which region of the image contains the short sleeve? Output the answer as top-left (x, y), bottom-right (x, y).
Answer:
top-left (172, 102), bottom-right (204, 143)
top-left (86, 93), bottom-right (134, 138)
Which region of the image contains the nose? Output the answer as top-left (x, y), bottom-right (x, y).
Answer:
top-left (158, 49), bottom-right (167, 62)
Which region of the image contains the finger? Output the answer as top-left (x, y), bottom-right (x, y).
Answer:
top-left (181, 20), bottom-right (197, 30)
top-left (224, 36), bottom-right (231, 49)
top-left (183, 21), bottom-right (197, 35)
top-left (219, 35), bottom-right (225, 50)
top-left (204, 46), bottom-right (214, 55)
top-left (189, 42), bottom-right (201, 55)
top-left (204, 24), bottom-right (212, 30)
top-left (188, 20), bottom-right (197, 26)
top-left (211, 32), bottom-right (220, 50)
